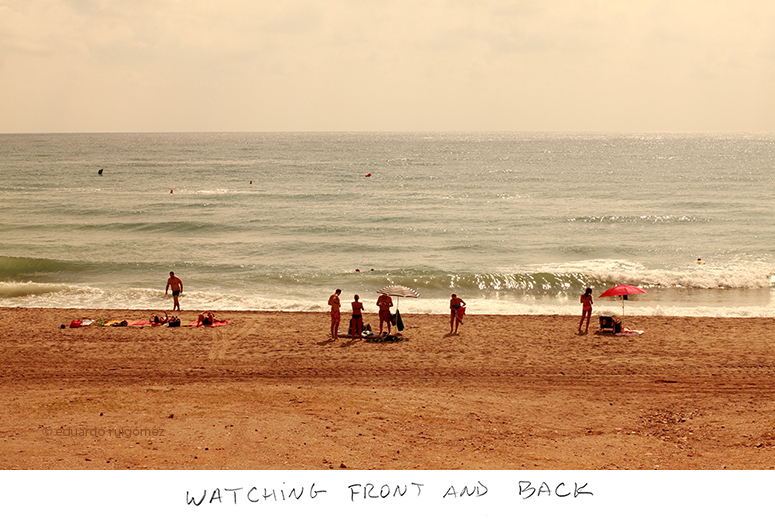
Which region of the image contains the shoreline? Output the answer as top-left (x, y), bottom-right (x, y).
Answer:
top-left (2, 307), bottom-right (775, 470)
top-left (2, 301), bottom-right (774, 319)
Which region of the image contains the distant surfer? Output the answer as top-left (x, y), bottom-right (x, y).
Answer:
top-left (695, 258), bottom-right (705, 265)
top-left (165, 271), bottom-right (183, 311)
top-left (98, 169), bottom-right (103, 175)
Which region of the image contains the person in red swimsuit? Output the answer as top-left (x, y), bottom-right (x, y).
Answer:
top-left (579, 287), bottom-right (593, 334)
top-left (376, 293), bottom-right (393, 335)
top-left (328, 289), bottom-right (342, 340)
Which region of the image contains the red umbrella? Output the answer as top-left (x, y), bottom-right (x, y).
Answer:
top-left (599, 284), bottom-right (647, 315)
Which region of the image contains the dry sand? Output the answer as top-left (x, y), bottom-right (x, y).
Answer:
top-left (1, 307), bottom-right (774, 470)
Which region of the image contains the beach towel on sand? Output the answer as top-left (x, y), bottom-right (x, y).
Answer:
top-left (394, 309), bottom-right (404, 332)
top-left (129, 320), bottom-right (165, 327)
top-left (615, 329), bottom-right (643, 337)
top-left (126, 319), bottom-right (230, 327)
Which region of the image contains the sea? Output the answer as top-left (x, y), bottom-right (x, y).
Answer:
top-left (1, 132), bottom-right (773, 317)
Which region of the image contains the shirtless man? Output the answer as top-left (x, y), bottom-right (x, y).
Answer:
top-left (165, 271), bottom-right (183, 311)
top-left (328, 289), bottom-right (342, 340)
top-left (376, 293), bottom-right (393, 335)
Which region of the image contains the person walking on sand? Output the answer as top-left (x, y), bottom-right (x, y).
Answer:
top-left (450, 293), bottom-right (466, 334)
top-left (579, 287), bottom-right (593, 334)
top-left (376, 293), bottom-right (393, 335)
top-left (165, 271), bottom-right (183, 311)
top-left (328, 289), bottom-right (342, 340)
top-left (351, 294), bottom-right (364, 339)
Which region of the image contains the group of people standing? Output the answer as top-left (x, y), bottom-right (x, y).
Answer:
top-left (327, 290), bottom-right (397, 340)
top-left (164, 271), bottom-right (470, 339)
top-left (165, 272), bottom-right (605, 337)
top-left (165, 271), bottom-right (595, 336)
top-left (327, 290), bottom-right (467, 340)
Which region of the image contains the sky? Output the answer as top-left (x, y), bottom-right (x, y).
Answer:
top-left (1, 0), bottom-right (774, 133)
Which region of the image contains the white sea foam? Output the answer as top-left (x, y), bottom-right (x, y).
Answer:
top-left (3, 282), bottom-right (773, 318)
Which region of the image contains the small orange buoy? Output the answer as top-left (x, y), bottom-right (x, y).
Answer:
top-left (170, 189), bottom-right (173, 194)
top-left (365, 173), bottom-right (372, 177)
top-left (249, 180), bottom-right (253, 184)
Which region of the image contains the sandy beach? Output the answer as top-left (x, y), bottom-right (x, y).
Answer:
top-left (1, 306), bottom-right (774, 470)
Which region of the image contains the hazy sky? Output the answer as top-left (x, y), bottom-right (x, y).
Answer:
top-left (2, 0), bottom-right (774, 133)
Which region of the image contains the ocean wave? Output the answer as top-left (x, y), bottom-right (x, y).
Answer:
top-left (527, 259), bottom-right (774, 290)
top-left (387, 264), bottom-right (773, 295)
top-left (9, 220), bottom-right (235, 235)
top-left (621, 268), bottom-right (772, 290)
top-left (568, 215), bottom-right (709, 224)
top-left (0, 256), bottom-right (87, 277)
top-left (243, 260), bottom-right (774, 296)
top-left (0, 255), bottom-right (165, 281)
top-left (3, 254), bottom-right (771, 297)
top-left (0, 282), bottom-right (167, 309)
top-left (3, 282), bottom-right (773, 318)
top-left (0, 282), bottom-right (71, 298)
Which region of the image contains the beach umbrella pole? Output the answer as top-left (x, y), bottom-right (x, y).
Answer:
top-left (599, 284), bottom-right (647, 318)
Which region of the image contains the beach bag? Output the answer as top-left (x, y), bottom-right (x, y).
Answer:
top-left (70, 320), bottom-right (82, 328)
top-left (168, 317), bottom-right (181, 327)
